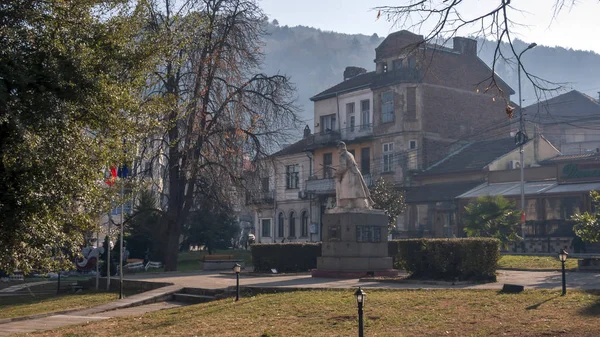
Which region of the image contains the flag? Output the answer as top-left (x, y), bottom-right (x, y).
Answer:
top-left (105, 167), bottom-right (117, 186)
top-left (117, 164), bottom-right (129, 178)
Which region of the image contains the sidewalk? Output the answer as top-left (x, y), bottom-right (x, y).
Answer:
top-left (124, 269), bottom-right (600, 291)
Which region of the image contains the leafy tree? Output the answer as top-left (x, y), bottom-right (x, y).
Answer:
top-left (572, 190), bottom-right (600, 243)
top-left (141, 0), bottom-right (300, 270)
top-left (125, 189), bottom-right (163, 261)
top-left (370, 178), bottom-right (406, 231)
top-left (183, 201), bottom-right (239, 255)
top-left (463, 195), bottom-right (522, 247)
top-left (0, 1), bottom-right (155, 273)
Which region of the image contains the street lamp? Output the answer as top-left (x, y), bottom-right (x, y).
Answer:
top-left (516, 42), bottom-right (537, 241)
top-left (354, 287), bottom-right (366, 337)
top-left (558, 249), bottom-right (568, 296)
top-left (233, 263), bottom-right (241, 301)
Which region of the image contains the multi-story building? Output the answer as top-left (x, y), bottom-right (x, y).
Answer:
top-left (303, 30), bottom-right (515, 232)
top-left (525, 90), bottom-right (600, 155)
top-left (247, 127), bottom-right (319, 243)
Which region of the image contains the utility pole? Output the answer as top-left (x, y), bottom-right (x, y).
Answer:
top-left (517, 42), bottom-right (537, 241)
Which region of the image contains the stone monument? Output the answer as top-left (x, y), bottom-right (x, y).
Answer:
top-left (311, 142), bottom-right (397, 278)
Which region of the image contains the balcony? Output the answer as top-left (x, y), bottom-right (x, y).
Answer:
top-left (305, 174), bottom-right (373, 195)
top-left (305, 130), bottom-right (341, 149)
top-left (340, 124), bottom-right (373, 142)
top-left (246, 190), bottom-right (274, 205)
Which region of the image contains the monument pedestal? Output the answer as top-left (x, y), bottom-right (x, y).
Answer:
top-left (311, 209), bottom-right (397, 278)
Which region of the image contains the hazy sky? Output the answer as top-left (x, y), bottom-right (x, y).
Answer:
top-left (260, 0), bottom-right (600, 54)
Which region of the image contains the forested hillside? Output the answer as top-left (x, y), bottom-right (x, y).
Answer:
top-left (261, 22), bottom-right (600, 125)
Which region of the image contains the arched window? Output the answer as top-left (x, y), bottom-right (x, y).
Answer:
top-left (301, 211), bottom-right (309, 237)
top-left (289, 211), bottom-right (296, 237)
top-left (277, 212), bottom-right (284, 238)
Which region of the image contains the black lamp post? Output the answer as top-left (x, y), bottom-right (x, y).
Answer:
top-left (233, 263), bottom-right (241, 301)
top-left (558, 249), bottom-right (568, 296)
top-left (354, 287), bottom-right (366, 337)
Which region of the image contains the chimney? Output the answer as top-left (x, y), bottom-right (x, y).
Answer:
top-left (453, 37), bottom-right (477, 56)
top-left (303, 125), bottom-right (311, 139)
top-left (597, 91), bottom-right (600, 102)
top-left (343, 66), bottom-right (367, 81)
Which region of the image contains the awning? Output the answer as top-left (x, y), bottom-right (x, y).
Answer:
top-left (458, 180), bottom-right (600, 199)
top-left (458, 181), bottom-right (557, 199)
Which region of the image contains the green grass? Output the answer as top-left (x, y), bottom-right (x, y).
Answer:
top-left (135, 249), bottom-right (253, 273)
top-left (0, 291), bottom-right (118, 319)
top-left (32, 289), bottom-right (600, 336)
top-left (499, 255), bottom-right (579, 270)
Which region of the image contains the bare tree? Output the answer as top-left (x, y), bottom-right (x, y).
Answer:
top-left (374, 1), bottom-right (580, 102)
top-left (142, 0), bottom-right (300, 270)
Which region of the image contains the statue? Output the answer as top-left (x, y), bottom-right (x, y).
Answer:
top-left (333, 141), bottom-right (374, 210)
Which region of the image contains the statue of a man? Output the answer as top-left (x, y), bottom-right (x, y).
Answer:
top-left (334, 141), bottom-right (374, 210)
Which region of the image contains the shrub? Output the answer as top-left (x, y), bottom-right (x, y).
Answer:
top-left (251, 243), bottom-right (321, 273)
top-left (388, 238), bottom-right (500, 282)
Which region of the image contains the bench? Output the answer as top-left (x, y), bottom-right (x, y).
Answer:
top-left (201, 254), bottom-right (243, 271)
top-left (125, 262), bottom-right (145, 272)
top-left (145, 261), bottom-right (162, 270)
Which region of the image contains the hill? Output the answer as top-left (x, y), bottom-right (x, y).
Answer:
top-left (261, 23), bottom-right (600, 125)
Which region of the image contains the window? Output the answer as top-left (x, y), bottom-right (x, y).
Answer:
top-left (382, 91), bottom-right (394, 123)
top-left (346, 102), bottom-right (355, 114)
top-left (392, 59), bottom-right (404, 70)
top-left (301, 211), bottom-right (309, 237)
top-left (261, 219), bottom-right (271, 237)
top-left (320, 114), bottom-right (336, 133)
top-left (361, 147), bottom-right (370, 174)
top-left (323, 153), bottom-right (333, 178)
top-left (350, 115), bottom-right (355, 132)
top-left (356, 226), bottom-right (382, 242)
top-left (409, 140), bottom-right (417, 149)
top-left (408, 57), bottom-right (416, 69)
top-left (382, 142), bottom-right (394, 173)
top-left (289, 211), bottom-right (296, 237)
top-left (286, 165), bottom-right (299, 189)
top-left (277, 212), bottom-right (284, 238)
top-left (261, 177), bottom-right (270, 191)
top-left (406, 87), bottom-right (417, 120)
top-left (360, 100), bottom-right (370, 128)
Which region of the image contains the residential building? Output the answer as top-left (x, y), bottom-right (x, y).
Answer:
top-left (403, 135), bottom-right (560, 238)
top-left (305, 30), bottom-right (515, 230)
top-left (526, 90), bottom-right (600, 155)
top-left (247, 128), bottom-right (319, 243)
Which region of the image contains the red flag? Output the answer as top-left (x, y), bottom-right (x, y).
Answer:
top-left (105, 166), bottom-right (117, 186)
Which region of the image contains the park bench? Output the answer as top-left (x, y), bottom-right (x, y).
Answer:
top-left (125, 261), bottom-right (145, 272)
top-left (201, 254), bottom-right (243, 271)
top-left (145, 261), bottom-right (162, 270)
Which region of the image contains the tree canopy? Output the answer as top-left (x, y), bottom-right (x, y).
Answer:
top-left (0, 1), bottom-right (155, 273)
top-left (572, 190), bottom-right (600, 243)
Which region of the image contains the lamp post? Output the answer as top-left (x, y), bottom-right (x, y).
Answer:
top-left (516, 42), bottom-right (537, 241)
top-left (233, 263), bottom-right (241, 301)
top-left (558, 249), bottom-right (568, 296)
top-left (354, 287), bottom-right (366, 337)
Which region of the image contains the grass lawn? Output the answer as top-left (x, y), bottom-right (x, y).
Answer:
top-left (499, 255), bottom-right (579, 270)
top-left (0, 291), bottom-right (118, 319)
top-left (31, 289), bottom-right (600, 337)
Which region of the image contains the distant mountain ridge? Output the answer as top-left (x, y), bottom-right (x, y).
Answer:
top-left (261, 23), bottom-right (600, 125)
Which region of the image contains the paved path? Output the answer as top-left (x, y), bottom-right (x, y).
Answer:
top-left (0, 281), bottom-right (54, 293)
top-left (125, 269), bottom-right (600, 290)
top-left (0, 302), bottom-right (185, 336)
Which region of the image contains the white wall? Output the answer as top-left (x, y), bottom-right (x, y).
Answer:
top-left (338, 89), bottom-right (373, 131)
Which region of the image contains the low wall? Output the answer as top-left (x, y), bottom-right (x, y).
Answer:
top-left (505, 237), bottom-right (571, 253)
top-left (79, 278), bottom-right (173, 292)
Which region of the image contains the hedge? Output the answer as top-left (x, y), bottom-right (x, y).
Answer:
top-left (251, 243), bottom-right (321, 273)
top-left (251, 239), bottom-right (500, 280)
top-left (388, 238), bottom-right (500, 282)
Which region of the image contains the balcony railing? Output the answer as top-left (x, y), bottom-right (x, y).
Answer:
top-left (305, 174), bottom-right (373, 195)
top-left (246, 190), bottom-right (274, 205)
top-left (340, 124), bottom-right (373, 141)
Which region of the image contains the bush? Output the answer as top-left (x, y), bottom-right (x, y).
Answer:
top-left (251, 243), bottom-right (321, 273)
top-left (388, 238), bottom-right (500, 282)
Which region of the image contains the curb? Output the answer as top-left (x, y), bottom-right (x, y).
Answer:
top-left (358, 278), bottom-right (477, 286)
top-left (497, 268), bottom-right (576, 272)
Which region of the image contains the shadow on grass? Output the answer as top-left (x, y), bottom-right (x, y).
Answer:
top-left (578, 290), bottom-right (600, 316)
top-left (525, 295), bottom-right (560, 310)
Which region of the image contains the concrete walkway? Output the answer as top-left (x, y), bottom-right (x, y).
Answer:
top-left (0, 302), bottom-right (186, 336)
top-left (0, 281), bottom-right (54, 293)
top-left (124, 269), bottom-right (600, 290)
